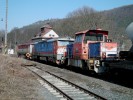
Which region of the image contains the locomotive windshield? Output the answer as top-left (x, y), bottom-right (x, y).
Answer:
top-left (84, 32), bottom-right (104, 42)
top-left (58, 40), bottom-right (74, 46)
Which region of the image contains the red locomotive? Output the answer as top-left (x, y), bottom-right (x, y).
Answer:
top-left (67, 29), bottom-right (118, 73)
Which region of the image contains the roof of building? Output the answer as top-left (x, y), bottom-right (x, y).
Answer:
top-left (41, 24), bottom-right (52, 29)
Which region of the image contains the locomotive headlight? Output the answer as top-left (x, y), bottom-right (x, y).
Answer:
top-left (94, 60), bottom-right (100, 67)
top-left (83, 47), bottom-right (87, 53)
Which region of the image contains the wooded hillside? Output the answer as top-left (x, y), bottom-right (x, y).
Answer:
top-left (6, 4), bottom-right (133, 50)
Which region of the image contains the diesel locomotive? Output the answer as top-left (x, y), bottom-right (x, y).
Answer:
top-left (17, 25), bottom-right (118, 73)
top-left (32, 37), bottom-right (74, 65)
top-left (66, 29), bottom-right (117, 73)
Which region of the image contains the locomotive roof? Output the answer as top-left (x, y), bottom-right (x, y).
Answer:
top-left (17, 42), bottom-right (36, 46)
top-left (36, 37), bottom-right (74, 44)
top-left (47, 37), bottom-right (74, 42)
top-left (31, 36), bottom-right (47, 40)
top-left (75, 29), bottom-right (108, 35)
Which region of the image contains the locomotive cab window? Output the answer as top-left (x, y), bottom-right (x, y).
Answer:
top-left (84, 32), bottom-right (103, 43)
top-left (75, 34), bottom-right (83, 43)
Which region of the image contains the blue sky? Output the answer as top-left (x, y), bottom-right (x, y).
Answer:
top-left (0, 0), bottom-right (133, 32)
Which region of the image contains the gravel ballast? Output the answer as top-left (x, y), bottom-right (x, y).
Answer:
top-left (1, 54), bottom-right (133, 100)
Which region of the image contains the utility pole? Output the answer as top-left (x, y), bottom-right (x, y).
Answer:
top-left (4, 0), bottom-right (8, 54)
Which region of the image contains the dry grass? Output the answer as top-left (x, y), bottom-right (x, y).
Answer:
top-left (0, 54), bottom-right (44, 100)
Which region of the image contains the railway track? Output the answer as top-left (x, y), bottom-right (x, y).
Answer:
top-left (27, 66), bottom-right (106, 100)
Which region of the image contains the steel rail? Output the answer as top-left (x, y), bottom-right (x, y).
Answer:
top-left (28, 68), bottom-right (73, 100)
top-left (46, 71), bottom-right (107, 100)
top-left (26, 66), bottom-right (107, 100)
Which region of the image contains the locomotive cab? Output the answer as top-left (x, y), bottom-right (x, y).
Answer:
top-left (67, 29), bottom-right (118, 73)
top-left (73, 29), bottom-right (110, 60)
top-left (84, 30), bottom-right (108, 43)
